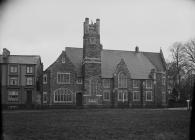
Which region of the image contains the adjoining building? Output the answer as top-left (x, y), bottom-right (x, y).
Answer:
top-left (42, 18), bottom-right (167, 108)
top-left (0, 48), bottom-right (43, 109)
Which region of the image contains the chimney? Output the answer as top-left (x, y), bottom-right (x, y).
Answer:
top-left (84, 17), bottom-right (89, 34)
top-left (3, 48), bottom-right (10, 58)
top-left (135, 46), bottom-right (139, 53)
top-left (96, 18), bottom-right (100, 34)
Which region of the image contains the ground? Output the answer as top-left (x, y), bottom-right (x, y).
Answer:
top-left (2, 109), bottom-right (190, 140)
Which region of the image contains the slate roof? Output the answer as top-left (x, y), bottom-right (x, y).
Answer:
top-left (64, 47), bottom-right (166, 79)
top-left (0, 55), bottom-right (41, 64)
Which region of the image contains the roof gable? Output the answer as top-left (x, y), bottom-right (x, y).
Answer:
top-left (101, 50), bottom-right (156, 79)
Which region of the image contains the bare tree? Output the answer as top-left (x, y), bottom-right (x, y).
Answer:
top-left (169, 42), bottom-right (186, 100)
top-left (183, 39), bottom-right (195, 70)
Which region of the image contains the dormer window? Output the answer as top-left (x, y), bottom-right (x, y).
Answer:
top-left (62, 57), bottom-right (65, 63)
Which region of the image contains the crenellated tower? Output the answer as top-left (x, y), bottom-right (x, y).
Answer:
top-left (82, 18), bottom-right (102, 105)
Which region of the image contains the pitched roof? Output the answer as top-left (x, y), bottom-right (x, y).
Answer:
top-left (101, 49), bottom-right (156, 79)
top-left (64, 47), bottom-right (165, 79)
top-left (0, 55), bottom-right (41, 64)
top-left (65, 47), bottom-right (83, 76)
top-left (143, 52), bottom-right (165, 71)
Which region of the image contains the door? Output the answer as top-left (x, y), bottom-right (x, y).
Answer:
top-left (76, 92), bottom-right (82, 106)
top-left (26, 90), bottom-right (32, 108)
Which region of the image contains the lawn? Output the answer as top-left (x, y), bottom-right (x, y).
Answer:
top-left (2, 109), bottom-right (190, 140)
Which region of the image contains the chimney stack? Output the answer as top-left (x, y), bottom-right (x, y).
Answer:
top-left (3, 48), bottom-right (10, 59)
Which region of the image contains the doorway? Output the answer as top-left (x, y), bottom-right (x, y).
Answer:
top-left (76, 92), bottom-right (82, 106)
top-left (26, 90), bottom-right (32, 108)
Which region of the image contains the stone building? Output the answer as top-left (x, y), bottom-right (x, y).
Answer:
top-left (0, 48), bottom-right (43, 109)
top-left (42, 18), bottom-right (167, 108)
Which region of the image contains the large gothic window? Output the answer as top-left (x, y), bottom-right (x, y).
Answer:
top-left (91, 79), bottom-right (98, 95)
top-left (54, 88), bottom-right (73, 103)
top-left (118, 72), bottom-right (127, 88)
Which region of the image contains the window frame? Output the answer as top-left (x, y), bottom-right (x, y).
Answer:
top-left (9, 77), bottom-right (18, 85)
top-left (90, 79), bottom-right (98, 95)
top-left (162, 77), bottom-right (166, 85)
top-left (146, 80), bottom-right (152, 89)
top-left (118, 90), bottom-right (128, 102)
top-left (53, 88), bottom-right (73, 103)
top-left (43, 74), bottom-right (47, 84)
top-left (76, 78), bottom-right (82, 84)
top-left (9, 65), bottom-right (18, 73)
top-left (103, 90), bottom-right (110, 101)
top-left (146, 91), bottom-right (153, 101)
top-left (8, 90), bottom-right (19, 102)
top-left (133, 91), bottom-right (140, 101)
top-left (57, 72), bottom-right (70, 84)
top-left (26, 77), bottom-right (33, 86)
top-left (118, 72), bottom-right (127, 88)
top-left (103, 79), bottom-right (110, 88)
top-left (26, 65), bottom-right (33, 74)
top-left (133, 80), bottom-right (139, 88)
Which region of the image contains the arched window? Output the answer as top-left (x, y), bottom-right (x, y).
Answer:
top-left (118, 72), bottom-right (127, 88)
top-left (91, 79), bottom-right (98, 95)
top-left (54, 88), bottom-right (73, 103)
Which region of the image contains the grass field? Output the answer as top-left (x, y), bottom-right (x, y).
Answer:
top-left (2, 109), bottom-right (190, 140)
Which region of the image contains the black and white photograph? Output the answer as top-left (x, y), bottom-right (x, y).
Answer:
top-left (0, 0), bottom-right (194, 139)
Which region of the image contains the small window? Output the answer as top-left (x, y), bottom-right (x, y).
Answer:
top-left (118, 90), bottom-right (128, 101)
top-left (43, 92), bottom-right (47, 103)
top-left (26, 66), bottom-right (33, 74)
top-left (10, 65), bottom-right (18, 73)
top-left (8, 90), bottom-right (19, 102)
top-left (62, 57), bottom-right (65, 63)
top-left (103, 79), bottom-right (110, 88)
top-left (43, 74), bottom-right (47, 84)
top-left (103, 90), bottom-right (110, 101)
top-left (133, 80), bottom-right (139, 88)
top-left (146, 80), bottom-right (152, 89)
top-left (9, 77), bottom-right (18, 85)
top-left (162, 77), bottom-right (166, 85)
top-left (57, 72), bottom-right (70, 84)
top-left (146, 91), bottom-right (152, 101)
top-left (26, 77), bottom-right (33, 85)
top-left (77, 78), bottom-right (82, 84)
top-left (133, 91), bottom-right (140, 101)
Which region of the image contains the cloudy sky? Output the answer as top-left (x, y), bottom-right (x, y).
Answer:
top-left (0, 0), bottom-right (195, 69)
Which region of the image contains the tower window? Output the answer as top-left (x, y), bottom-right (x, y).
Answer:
top-left (90, 79), bottom-right (98, 95)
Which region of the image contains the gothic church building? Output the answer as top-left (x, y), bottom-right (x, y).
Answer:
top-left (42, 18), bottom-right (167, 108)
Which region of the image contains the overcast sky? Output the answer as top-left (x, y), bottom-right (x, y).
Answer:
top-left (0, 0), bottom-right (195, 69)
